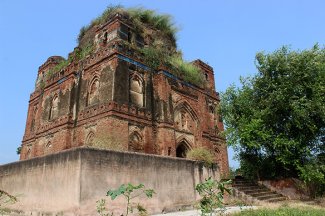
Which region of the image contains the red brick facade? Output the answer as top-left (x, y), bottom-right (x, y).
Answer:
top-left (20, 13), bottom-right (229, 174)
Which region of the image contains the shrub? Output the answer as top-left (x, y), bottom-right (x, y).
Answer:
top-left (187, 147), bottom-right (215, 167)
top-left (195, 177), bottom-right (232, 216)
top-left (16, 146), bottom-right (21, 155)
top-left (298, 162), bottom-right (325, 198)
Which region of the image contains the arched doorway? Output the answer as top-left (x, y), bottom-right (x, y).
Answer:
top-left (176, 141), bottom-right (190, 158)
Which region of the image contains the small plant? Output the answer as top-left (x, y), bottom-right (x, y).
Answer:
top-left (186, 147), bottom-right (215, 167)
top-left (16, 146), bottom-right (21, 155)
top-left (195, 177), bottom-right (232, 216)
top-left (97, 183), bottom-right (155, 216)
top-left (107, 183), bottom-right (154, 216)
top-left (96, 199), bottom-right (113, 216)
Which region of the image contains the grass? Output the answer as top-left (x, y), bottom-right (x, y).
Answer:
top-left (77, 5), bottom-right (178, 46)
top-left (186, 147), bottom-right (215, 166)
top-left (123, 40), bottom-right (205, 87)
top-left (168, 56), bottom-right (205, 87)
top-left (227, 198), bottom-right (325, 216)
top-left (44, 43), bottom-right (94, 82)
top-left (232, 206), bottom-right (325, 216)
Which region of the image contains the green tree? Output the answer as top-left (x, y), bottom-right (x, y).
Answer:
top-left (220, 45), bottom-right (325, 195)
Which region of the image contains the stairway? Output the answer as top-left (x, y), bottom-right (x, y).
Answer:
top-left (232, 178), bottom-right (287, 202)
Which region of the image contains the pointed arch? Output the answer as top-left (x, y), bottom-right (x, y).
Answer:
top-left (176, 138), bottom-right (192, 158)
top-left (26, 147), bottom-right (31, 159)
top-left (49, 94), bottom-right (59, 120)
top-left (128, 131), bottom-right (144, 152)
top-left (174, 101), bottom-right (199, 123)
top-left (129, 71), bottom-right (144, 107)
top-left (85, 131), bottom-right (95, 146)
top-left (46, 141), bottom-right (52, 148)
top-left (87, 76), bottom-right (100, 106)
top-left (31, 105), bottom-right (38, 132)
top-left (173, 101), bottom-right (199, 131)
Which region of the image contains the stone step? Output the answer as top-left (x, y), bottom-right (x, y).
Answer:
top-left (267, 196), bottom-right (287, 202)
top-left (244, 188), bottom-right (270, 194)
top-left (255, 193), bottom-right (283, 200)
top-left (233, 182), bottom-right (257, 187)
top-left (235, 185), bottom-right (262, 191)
top-left (249, 191), bottom-right (277, 197)
top-left (233, 180), bottom-right (253, 184)
top-left (232, 178), bottom-right (287, 203)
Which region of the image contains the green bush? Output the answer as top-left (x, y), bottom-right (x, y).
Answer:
top-left (186, 147), bottom-right (215, 167)
top-left (298, 162), bottom-right (325, 198)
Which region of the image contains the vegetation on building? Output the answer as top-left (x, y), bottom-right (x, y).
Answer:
top-left (186, 147), bottom-right (216, 167)
top-left (43, 5), bottom-right (205, 87)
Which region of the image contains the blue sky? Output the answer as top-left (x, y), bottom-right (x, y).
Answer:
top-left (1, 0), bottom-right (325, 167)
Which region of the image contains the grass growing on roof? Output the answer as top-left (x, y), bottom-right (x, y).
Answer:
top-left (169, 56), bottom-right (204, 87)
top-left (77, 5), bottom-right (178, 45)
top-left (75, 5), bottom-right (206, 87)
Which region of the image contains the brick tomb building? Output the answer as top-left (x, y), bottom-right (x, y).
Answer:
top-left (20, 8), bottom-right (229, 174)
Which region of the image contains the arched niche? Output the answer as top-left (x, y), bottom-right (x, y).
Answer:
top-left (26, 147), bottom-right (32, 159)
top-left (49, 95), bottom-right (59, 120)
top-left (129, 72), bottom-right (144, 107)
top-left (85, 132), bottom-right (95, 146)
top-left (128, 131), bottom-right (144, 152)
top-left (176, 140), bottom-right (191, 158)
top-left (88, 77), bottom-right (100, 106)
top-left (173, 102), bottom-right (199, 132)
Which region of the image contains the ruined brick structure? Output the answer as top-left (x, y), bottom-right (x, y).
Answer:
top-left (20, 11), bottom-right (229, 174)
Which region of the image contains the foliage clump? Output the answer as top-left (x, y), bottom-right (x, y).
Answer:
top-left (220, 45), bottom-right (325, 196)
top-left (186, 147), bottom-right (215, 167)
